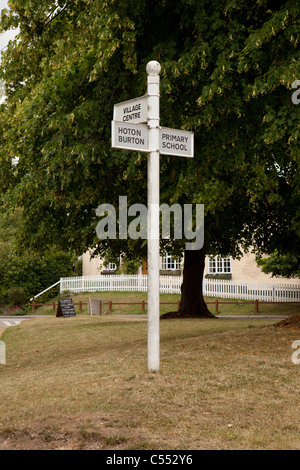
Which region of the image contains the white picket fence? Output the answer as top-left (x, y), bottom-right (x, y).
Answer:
top-left (204, 278), bottom-right (300, 302)
top-left (60, 275), bottom-right (300, 302)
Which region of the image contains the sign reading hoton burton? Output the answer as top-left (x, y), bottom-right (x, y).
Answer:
top-left (160, 127), bottom-right (194, 158)
top-left (113, 95), bottom-right (148, 124)
top-left (111, 121), bottom-right (149, 152)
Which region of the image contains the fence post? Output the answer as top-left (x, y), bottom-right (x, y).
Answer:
top-left (254, 299), bottom-right (259, 313)
top-left (215, 299), bottom-right (219, 314)
top-left (109, 300), bottom-right (112, 314)
top-left (79, 301), bottom-right (82, 312)
top-left (142, 300), bottom-right (145, 313)
top-left (32, 300), bottom-right (35, 312)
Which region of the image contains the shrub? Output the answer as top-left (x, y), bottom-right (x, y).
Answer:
top-left (0, 251), bottom-right (74, 301)
top-left (7, 287), bottom-right (28, 306)
top-left (118, 257), bottom-right (140, 274)
top-left (4, 305), bottom-right (29, 316)
top-left (0, 286), bottom-right (7, 306)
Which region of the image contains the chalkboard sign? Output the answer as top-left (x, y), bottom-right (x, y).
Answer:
top-left (56, 298), bottom-right (76, 317)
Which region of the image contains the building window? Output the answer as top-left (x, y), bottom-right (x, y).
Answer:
top-left (105, 263), bottom-right (117, 271)
top-left (208, 256), bottom-right (231, 274)
top-left (161, 254), bottom-right (181, 271)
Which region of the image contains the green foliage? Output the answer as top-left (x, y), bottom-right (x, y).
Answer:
top-left (0, 209), bottom-right (75, 303)
top-left (33, 284), bottom-right (60, 304)
top-left (73, 257), bottom-right (82, 276)
top-left (0, 0), bottom-right (298, 264)
top-left (118, 256), bottom-right (140, 274)
top-left (0, 80), bottom-right (5, 100)
top-left (6, 287), bottom-right (28, 306)
top-left (0, 251), bottom-right (74, 302)
top-left (257, 251), bottom-right (300, 278)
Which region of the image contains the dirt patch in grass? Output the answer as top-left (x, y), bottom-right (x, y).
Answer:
top-left (0, 414), bottom-right (157, 450)
top-left (274, 313), bottom-right (300, 329)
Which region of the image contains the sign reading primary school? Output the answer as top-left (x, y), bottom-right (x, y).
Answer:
top-left (160, 127), bottom-right (194, 158)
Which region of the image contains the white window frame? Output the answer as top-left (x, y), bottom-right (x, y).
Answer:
top-left (105, 263), bottom-right (117, 271)
top-left (161, 253), bottom-right (181, 271)
top-left (208, 256), bottom-right (231, 274)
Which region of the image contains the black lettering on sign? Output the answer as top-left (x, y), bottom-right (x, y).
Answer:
top-left (56, 298), bottom-right (76, 317)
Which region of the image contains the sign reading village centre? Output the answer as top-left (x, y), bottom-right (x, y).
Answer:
top-left (113, 95), bottom-right (148, 124)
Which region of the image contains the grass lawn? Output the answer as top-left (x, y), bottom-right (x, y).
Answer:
top-left (32, 291), bottom-right (300, 317)
top-left (0, 308), bottom-right (300, 450)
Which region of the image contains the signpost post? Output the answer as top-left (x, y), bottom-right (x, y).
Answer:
top-left (111, 61), bottom-right (194, 372)
top-left (146, 61), bottom-right (161, 372)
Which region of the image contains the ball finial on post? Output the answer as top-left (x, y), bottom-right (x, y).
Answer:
top-left (146, 61), bottom-right (161, 76)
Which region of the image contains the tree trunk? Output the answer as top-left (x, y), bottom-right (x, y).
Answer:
top-left (161, 247), bottom-right (215, 319)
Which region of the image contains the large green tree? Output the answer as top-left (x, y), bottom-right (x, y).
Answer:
top-left (0, 0), bottom-right (299, 317)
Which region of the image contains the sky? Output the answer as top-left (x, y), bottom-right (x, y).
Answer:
top-left (0, 0), bottom-right (19, 61)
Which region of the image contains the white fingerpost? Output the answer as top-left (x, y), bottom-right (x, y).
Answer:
top-left (111, 60), bottom-right (194, 372)
top-left (146, 60), bottom-right (161, 372)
